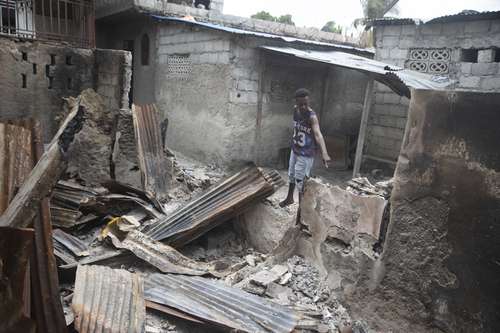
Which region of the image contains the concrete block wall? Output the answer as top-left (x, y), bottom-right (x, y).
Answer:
top-left (0, 37), bottom-right (94, 139)
top-left (0, 37), bottom-right (131, 141)
top-left (365, 18), bottom-right (500, 169)
top-left (155, 23), bottom-right (237, 165)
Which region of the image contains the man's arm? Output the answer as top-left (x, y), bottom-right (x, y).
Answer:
top-left (310, 115), bottom-right (331, 167)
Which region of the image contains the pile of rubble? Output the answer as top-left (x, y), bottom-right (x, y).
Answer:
top-left (0, 89), bottom-right (369, 333)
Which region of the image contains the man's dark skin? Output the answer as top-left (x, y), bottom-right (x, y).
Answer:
top-left (280, 95), bottom-right (331, 207)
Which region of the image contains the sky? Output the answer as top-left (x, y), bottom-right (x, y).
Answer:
top-left (223, 0), bottom-right (500, 30)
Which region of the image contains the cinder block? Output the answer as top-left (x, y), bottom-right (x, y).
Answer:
top-left (471, 63), bottom-right (498, 76)
top-left (491, 20), bottom-right (500, 33)
top-left (478, 49), bottom-right (495, 63)
top-left (460, 63), bottom-right (472, 75)
top-left (398, 37), bottom-right (415, 49)
top-left (464, 20), bottom-right (491, 34)
top-left (375, 92), bottom-right (385, 104)
top-left (383, 25), bottom-right (402, 36)
top-left (217, 52), bottom-right (230, 64)
top-left (401, 24), bottom-right (417, 36)
top-left (389, 48), bottom-right (408, 60)
top-left (459, 76), bottom-right (481, 88)
top-left (381, 36), bottom-right (400, 48)
top-left (207, 53), bottom-right (219, 64)
top-left (383, 93), bottom-right (402, 104)
top-left (442, 22), bottom-right (465, 36)
top-left (480, 77), bottom-right (500, 91)
top-left (421, 23), bottom-right (442, 35)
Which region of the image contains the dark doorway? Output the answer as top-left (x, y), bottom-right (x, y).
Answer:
top-left (123, 40), bottom-right (134, 107)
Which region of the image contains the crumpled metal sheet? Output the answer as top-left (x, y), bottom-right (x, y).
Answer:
top-left (72, 265), bottom-right (145, 333)
top-left (53, 228), bottom-right (90, 257)
top-left (104, 221), bottom-right (214, 275)
top-left (132, 104), bottom-right (171, 202)
top-left (145, 273), bottom-right (301, 333)
top-left (142, 164), bottom-right (284, 247)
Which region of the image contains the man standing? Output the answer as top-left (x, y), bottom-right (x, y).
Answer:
top-left (280, 88), bottom-right (331, 207)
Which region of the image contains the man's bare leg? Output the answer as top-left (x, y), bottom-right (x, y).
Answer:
top-left (279, 182), bottom-right (295, 207)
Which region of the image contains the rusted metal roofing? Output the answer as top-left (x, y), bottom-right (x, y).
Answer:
top-left (0, 120), bottom-right (36, 214)
top-left (72, 265), bottom-right (146, 333)
top-left (132, 104), bottom-right (171, 202)
top-left (145, 273), bottom-right (301, 332)
top-left (142, 165), bottom-right (284, 247)
top-left (261, 46), bottom-right (453, 97)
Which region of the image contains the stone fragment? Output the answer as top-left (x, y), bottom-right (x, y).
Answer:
top-left (245, 254), bottom-right (256, 266)
top-left (250, 269), bottom-right (281, 287)
top-left (270, 264), bottom-right (288, 277)
top-left (265, 282), bottom-right (292, 305)
top-left (279, 272), bottom-right (292, 285)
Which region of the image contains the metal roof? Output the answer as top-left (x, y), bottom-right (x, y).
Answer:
top-left (145, 273), bottom-right (301, 332)
top-left (150, 15), bottom-right (372, 55)
top-left (261, 46), bottom-right (453, 97)
top-left (368, 10), bottom-right (500, 26)
top-left (72, 265), bottom-right (146, 333)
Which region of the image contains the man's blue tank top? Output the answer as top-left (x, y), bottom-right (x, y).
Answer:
top-left (292, 108), bottom-right (317, 157)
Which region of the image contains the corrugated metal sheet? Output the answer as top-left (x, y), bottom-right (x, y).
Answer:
top-left (260, 46), bottom-right (453, 97)
top-left (426, 10), bottom-right (500, 24)
top-left (142, 165), bottom-right (284, 247)
top-left (150, 15), bottom-right (372, 55)
top-left (72, 265), bottom-right (146, 333)
top-left (0, 120), bottom-right (36, 214)
top-left (53, 228), bottom-right (90, 257)
top-left (105, 225), bottom-right (214, 275)
top-left (145, 273), bottom-right (301, 333)
top-left (132, 104), bottom-right (171, 202)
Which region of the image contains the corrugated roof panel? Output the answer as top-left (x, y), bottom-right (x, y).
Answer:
top-left (132, 104), bottom-right (171, 202)
top-left (260, 46), bottom-right (453, 97)
top-left (142, 165), bottom-right (284, 247)
top-left (150, 15), bottom-right (372, 55)
top-left (145, 273), bottom-right (301, 333)
top-left (72, 265), bottom-right (146, 333)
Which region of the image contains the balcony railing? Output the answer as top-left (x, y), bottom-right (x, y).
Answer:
top-left (0, 0), bottom-right (95, 48)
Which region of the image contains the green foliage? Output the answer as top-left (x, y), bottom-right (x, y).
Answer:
top-left (360, 0), bottom-right (399, 18)
top-left (251, 11), bottom-right (295, 26)
top-left (321, 21), bottom-right (342, 34)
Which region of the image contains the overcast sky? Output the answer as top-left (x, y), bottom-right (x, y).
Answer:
top-left (223, 0), bottom-right (500, 30)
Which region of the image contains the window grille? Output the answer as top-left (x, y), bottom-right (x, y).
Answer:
top-left (407, 48), bottom-right (450, 74)
top-left (167, 54), bottom-right (192, 79)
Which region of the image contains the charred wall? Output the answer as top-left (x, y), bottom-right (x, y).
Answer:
top-left (350, 89), bottom-right (500, 332)
top-left (0, 36), bottom-right (131, 140)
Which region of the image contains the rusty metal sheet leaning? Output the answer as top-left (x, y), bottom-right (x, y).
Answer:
top-left (72, 265), bottom-right (145, 333)
top-left (132, 104), bottom-right (171, 202)
top-left (0, 99), bottom-right (85, 228)
top-left (0, 119), bottom-right (37, 214)
top-left (142, 165), bottom-right (284, 247)
top-left (145, 273), bottom-right (301, 333)
top-left (0, 227), bottom-right (36, 333)
top-left (103, 220), bottom-right (214, 276)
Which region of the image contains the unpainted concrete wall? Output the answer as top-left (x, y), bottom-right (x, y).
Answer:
top-left (364, 18), bottom-right (500, 170)
top-left (0, 37), bottom-right (130, 140)
top-left (350, 89), bottom-right (500, 332)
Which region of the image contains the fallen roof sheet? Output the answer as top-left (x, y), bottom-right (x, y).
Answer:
top-left (261, 46), bottom-right (452, 97)
top-left (53, 228), bottom-right (90, 257)
top-left (104, 221), bottom-right (214, 276)
top-left (150, 15), bottom-right (372, 55)
top-left (145, 273), bottom-right (301, 333)
top-left (132, 104), bottom-right (171, 202)
top-left (72, 265), bottom-right (145, 333)
top-left (142, 165), bottom-right (284, 247)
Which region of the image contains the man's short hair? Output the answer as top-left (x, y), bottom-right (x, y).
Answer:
top-left (295, 88), bottom-right (310, 98)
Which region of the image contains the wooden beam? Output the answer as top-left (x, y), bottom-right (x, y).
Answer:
top-left (353, 78), bottom-right (374, 178)
top-left (0, 100), bottom-right (84, 228)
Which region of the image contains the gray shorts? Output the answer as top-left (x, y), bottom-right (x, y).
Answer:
top-left (288, 150), bottom-right (314, 192)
